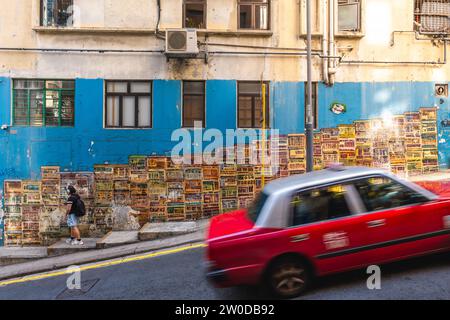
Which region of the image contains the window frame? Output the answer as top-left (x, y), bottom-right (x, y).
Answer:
top-left (350, 175), bottom-right (431, 215)
top-left (12, 79), bottom-right (75, 127)
top-left (182, 80), bottom-right (206, 128)
top-left (237, 81), bottom-right (270, 129)
top-left (104, 80), bottom-right (153, 129)
top-left (414, 0), bottom-right (450, 35)
top-left (40, 0), bottom-right (74, 27)
top-left (336, 0), bottom-right (363, 36)
top-left (183, 0), bottom-right (207, 29)
top-left (238, 0), bottom-right (271, 30)
top-left (288, 182), bottom-right (357, 228)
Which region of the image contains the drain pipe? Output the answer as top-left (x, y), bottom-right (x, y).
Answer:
top-left (322, 0), bottom-right (329, 85)
top-left (328, 0), bottom-right (337, 85)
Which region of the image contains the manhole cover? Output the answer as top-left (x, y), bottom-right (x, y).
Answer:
top-left (56, 279), bottom-right (100, 300)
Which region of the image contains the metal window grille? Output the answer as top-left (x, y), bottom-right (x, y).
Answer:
top-left (414, 0), bottom-right (450, 34)
top-left (13, 80), bottom-right (75, 127)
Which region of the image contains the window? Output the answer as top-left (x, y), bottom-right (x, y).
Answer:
top-left (183, 0), bottom-right (206, 28)
top-left (353, 176), bottom-right (429, 212)
top-left (238, 82), bottom-right (270, 129)
top-left (238, 0), bottom-right (270, 30)
top-left (248, 191), bottom-right (269, 223)
top-left (41, 0), bottom-right (73, 27)
top-left (290, 184), bottom-right (351, 227)
top-left (13, 80), bottom-right (75, 127)
top-left (105, 81), bottom-right (152, 128)
top-left (414, 0), bottom-right (450, 34)
top-left (338, 0), bottom-right (361, 32)
top-left (183, 81), bottom-right (205, 128)
top-left (305, 82), bottom-right (318, 129)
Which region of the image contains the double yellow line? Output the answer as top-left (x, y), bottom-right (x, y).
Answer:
top-left (0, 243), bottom-right (206, 287)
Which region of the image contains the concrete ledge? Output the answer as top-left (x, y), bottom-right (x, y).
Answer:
top-left (47, 238), bottom-right (100, 257)
top-left (139, 222), bottom-right (198, 241)
top-left (96, 231), bottom-right (139, 249)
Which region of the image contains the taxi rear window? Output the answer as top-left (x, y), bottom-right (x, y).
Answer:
top-left (247, 191), bottom-right (269, 223)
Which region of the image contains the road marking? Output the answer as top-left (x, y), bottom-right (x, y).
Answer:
top-left (0, 243), bottom-right (206, 288)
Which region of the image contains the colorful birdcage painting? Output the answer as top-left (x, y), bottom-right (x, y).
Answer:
top-left (167, 182), bottom-right (184, 203)
top-left (221, 198), bottom-right (238, 212)
top-left (113, 180), bottom-right (130, 192)
top-left (423, 149), bottom-right (438, 160)
top-left (185, 204), bottom-right (202, 220)
top-left (238, 196), bottom-right (254, 209)
top-left (288, 134), bottom-right (306, 149)
top-left (94, 165), bottom-right (114, 180)
top-left (421, 133), bottom-right (437, 148)
top-left (166, 168), bottom-right (184, 182)
top-left (148, 169), bottom-right (165, 181)
top-left (419, 107), bottom-right (437, 121)
top-left (41, 166), bottom-right (60, 180)
top-left (338, 124), bottom-right (356, 139)
top-left (220, 164), bottom-right (237, 176)
top-left (339, 138), bottom-right (356, 151)
top-left (4, 180), bottom-right (22, 194)
top-left (238, 184), bottom-right (255, 196)
top-left (148, 181), bottom-right (167, 195)
top-left (4, 193), bottom-right (22, 206)
top-left (339, 151), bottom-right (356, 166)
top-left (113, 165), bottom-right (129, 180)
top-left (184, 167), bottom-right (203, 180)
top-left (221, 186), bottom-right (238, 199)
top-left (147, 156), bottom-right (170, 170)
top-left (421, 121), bottom-right (437, 134)
top-left (220, 176), bottom-right (237, 188)
top-left (129, 171), bottom-right (149, 183)
top-left (167, 203), bottom-right (186, 221)
top-left (288, 160), bottom-right (306, 172)
top-left (129, 155), bottom-right (147, 171)
top-left (289, 148), bottom-right (305, 159)
top-left (23, 192), bottom-right (41, 205)
top-left (184, 180), bottom-right (202, 194)
top-left (113, 191), bottom-right (130, 206)
top-left (95, 191), bottom-right (114, 205)
top-left (203, 166), bottom-right (220, 180)
top-left (202, 180), bottom-right (219, 193)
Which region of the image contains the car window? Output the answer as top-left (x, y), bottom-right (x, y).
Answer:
top-left (247, 191), bottom-right (269, 223)
top-left (353, 176), bottom-right (429, 212)
top-left (290, 184), bottom-right (351, 227)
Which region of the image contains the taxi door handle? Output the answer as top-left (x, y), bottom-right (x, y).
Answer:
top-left (291, 234), bottom-right (310, 242)
top-left (367, 219), bottom-right (386, 228)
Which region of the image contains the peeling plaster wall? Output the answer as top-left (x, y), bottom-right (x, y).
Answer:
top-left (0, 0), bottom-right (448, 81)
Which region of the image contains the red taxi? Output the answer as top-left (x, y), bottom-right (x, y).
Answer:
top-left (206, 166), bottom-right (450, 298)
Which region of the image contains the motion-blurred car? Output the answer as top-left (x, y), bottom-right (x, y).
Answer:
top-left (206, 166), bottom-right (450, 298)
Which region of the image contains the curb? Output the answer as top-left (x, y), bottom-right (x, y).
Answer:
top-left (0, 233), bottom-right (206, 282)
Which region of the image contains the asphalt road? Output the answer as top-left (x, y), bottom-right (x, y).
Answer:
top-left (0, 246), bottom-right (449, 300)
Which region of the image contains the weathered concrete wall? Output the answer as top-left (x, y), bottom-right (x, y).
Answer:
top-left (0, 0), bottom-right (448, 81)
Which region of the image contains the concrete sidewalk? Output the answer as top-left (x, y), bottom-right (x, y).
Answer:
top-left (0, 221), bottom-right (208, 281)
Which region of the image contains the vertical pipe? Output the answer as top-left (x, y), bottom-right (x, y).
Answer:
top-left (306, 0), bottom-right (314, 172)
top-left (322, 0), bottom-right (329, 85)
top-left (261, 83), bottom-right (266, 188)
top-left (329, 0), bottom-right (336, 84)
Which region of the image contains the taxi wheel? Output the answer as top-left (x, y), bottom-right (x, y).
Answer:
top-left (266, 258), bottom-right (311, 299)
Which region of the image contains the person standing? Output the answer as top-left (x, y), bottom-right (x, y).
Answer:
top-left (65, 186), bottom-right (84, 245)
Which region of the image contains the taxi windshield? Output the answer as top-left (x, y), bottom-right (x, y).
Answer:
top-left (247, 191), bottom-right (269, 223)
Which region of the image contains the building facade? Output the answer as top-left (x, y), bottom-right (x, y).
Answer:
top-left (0, 0), bottom-right (449, 245)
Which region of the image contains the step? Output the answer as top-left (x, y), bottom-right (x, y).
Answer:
top-left (96, 231), bottom-right (140, 249)
top-left (47, 238), bottom-right (100, 257)
top-left (138, 222), bottom-right (199, 241)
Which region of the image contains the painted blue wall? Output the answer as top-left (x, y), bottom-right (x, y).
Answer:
top-left (0, 79), bottom-right (449, 184)
top-left (1, 77), bottom-right (450, 245)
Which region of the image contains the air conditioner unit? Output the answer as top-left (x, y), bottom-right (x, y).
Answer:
top-left (165, 29), bottom-right (199, 58)
top-left (420, 2), bottom-right (450, 34)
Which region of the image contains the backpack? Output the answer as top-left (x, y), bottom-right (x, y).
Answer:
top-left (74, 196), bottom-right (86, 217)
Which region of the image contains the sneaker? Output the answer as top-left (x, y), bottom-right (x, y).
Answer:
top-left (66, 238), bottom-right (73, 244)
top-left (71, 240), bottom-right (84, 246)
